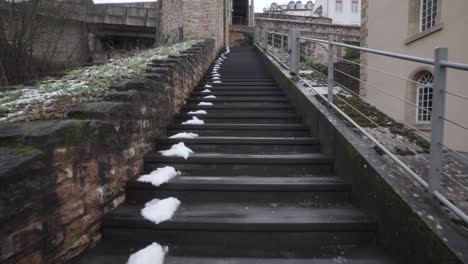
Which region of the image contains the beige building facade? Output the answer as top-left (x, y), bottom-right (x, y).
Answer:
top-left (361, 0), bottom-right (468, 152)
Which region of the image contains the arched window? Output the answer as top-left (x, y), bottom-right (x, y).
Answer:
top-left (288, 1), bottom-right (295, 9)
top-left (416, 71), bottom-right (434, 123)
top-left (305, 1), bottom-right (313, 10)
top-left (295, 1), bottom-right (303, 9)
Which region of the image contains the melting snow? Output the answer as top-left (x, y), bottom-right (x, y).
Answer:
top-left (198, 102), bottom-right (213, 106)
top-left (127, 242), bottom-right (167, 264)
top-left (159, 142), bottom-right (194, 159)
top-left (204, 84), bottom-right (212, 88)
top-left (188, 110), bottom-right (207, 114)
top-left (212, 77), bottom-right (220, 80)
top-left (137, 166), bottom-right (181, 187)
top-left (213, 81), bottom-right (222, 84)
top-left (203, 95), bottom-right (216, 99)
top-left (182, 116), bottom-right (205, 125)
top-left (201, 89), bottom-right (211, 93)
top-left (141, 197), bottom-right (181, 224)
top-left (169, 132), bottom-right (199, 139)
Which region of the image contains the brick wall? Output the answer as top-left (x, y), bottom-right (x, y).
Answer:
top-left (255, 14), bottom-right (360, 42)
top-left (182, 0), bottom-right (225, 49)
top-left (0, 39), bottom-right (217, 264)
top-left (159, 0), bottom-right (183, 45)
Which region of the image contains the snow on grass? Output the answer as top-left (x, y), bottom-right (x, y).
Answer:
top-left (188, 110), bottom-right (207, 114)
top-left (0, 39), bottom-right (203, 124)
top-left (203, 95), bottom-right (216, 99)
top-left (141, 197), bottom-right (181, 224)
top-left (198, 102), bottom-right (213, 106)
top-left (159, 142), bottom-right (194, 159)
top-left (137, 166), bottom-right (181, 187)
top-left (182, 116), bottom-right (205, 125)
top-left (127, 242), bottom-right (167, 264)
top-left (201, 89), bottom-right (211, 93)
top-left (169, 132), bottom-right (199, 139)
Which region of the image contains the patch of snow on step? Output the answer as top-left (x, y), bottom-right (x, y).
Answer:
top-left (203, 95), bottom-right (216, 99)
top-left (204, 84), bottom-right (212, 88)
top-left (127, 242), bottom-right (167, 264)
top-left (213, 80), bottom-right (222, 84)
top-left (212, 73), bottom-right (220, 77)
top-left (137, 166), bottom-right (181, 187)
top-left (141, 198), bottom-right (181, 224)
top-left (182, 116), bottom-right (204, 125)
top-left (201, 89), bottom-right (211, 93)
top-left (159, 142), bottom-right (194, 159)
top-left (188, 110), bottom-right (207, 114)
top-left (169, 132), bottom-right (199, 139)
top-left (198, 102), bottom-right (213, 106)
top-left (212, 77), bottom-right (220, 80)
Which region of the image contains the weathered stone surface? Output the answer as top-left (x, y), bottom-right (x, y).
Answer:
top-left (0, 39), bottom-right (217, 264)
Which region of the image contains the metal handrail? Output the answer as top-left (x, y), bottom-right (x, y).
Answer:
top-left (255, 29), bottom-right (468, 225)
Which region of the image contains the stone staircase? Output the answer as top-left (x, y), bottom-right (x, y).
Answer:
top-left (76, 47), bottom-right (394, 263)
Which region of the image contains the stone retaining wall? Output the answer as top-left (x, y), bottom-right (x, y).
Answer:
top-left (255, 14), bottom-right (360, 41)
top-left (0, 39), bottom-right (217, 264)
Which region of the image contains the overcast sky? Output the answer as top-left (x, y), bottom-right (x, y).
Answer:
top-left (93, 0), bottom-right (282, 13)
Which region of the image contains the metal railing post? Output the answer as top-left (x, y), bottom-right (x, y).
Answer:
top-left (262, 30), bottom-right (268, 50)
top-left (288, 29), bottom-right (300, 78)
top-left (428, 47), bottom-right (448, 195)
top-left (327, 35), bottom-right (335, 106)
top-left (280, 34), bottom-right (284, 54)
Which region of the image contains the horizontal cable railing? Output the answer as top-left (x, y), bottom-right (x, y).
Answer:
top-left (254, 29), bottom-right (468, 225)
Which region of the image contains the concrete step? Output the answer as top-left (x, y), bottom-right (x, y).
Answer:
top-left (167, 123), bottom-right (310, 137)
top-left (187, 97), bottom-right (289, 102)
top-left (181, 104), bottom-right (295, 113)
top-left (156, 136), bottom-right (319, 154)
top-left (144, 153), bottom-right (333, 176)
top-left (126, 176), bottom-right (350, 204)
top-left (76, 242), bottom-right (394, 264)
top-left (174, 114), bottom-right (301, 124)
top-left (191, 91), bottom-right (284, 96)
top-left (101, 202), bottom-right (377, 257)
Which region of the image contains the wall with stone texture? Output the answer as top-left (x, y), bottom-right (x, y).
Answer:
top-left (159, 0), bottom-right (184, 45)
top-left (0, 39), bottom-right (217, 264)
top-left (256, 14), bottom-right (360, 41)
top-left (182, 0), bottom-right (225, 49)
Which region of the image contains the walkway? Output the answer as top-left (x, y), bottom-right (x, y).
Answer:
top-left (76, 47), bottom-right (394, 263)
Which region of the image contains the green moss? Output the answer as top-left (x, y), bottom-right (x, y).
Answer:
top-left (0, 141), bottom-right (42, 155)
top-left (338, 135), bottom-right (460, 263)
top-left (314, 94), bottom-right (430, 154)
top-left (95, 130), bottom-right (113, 143)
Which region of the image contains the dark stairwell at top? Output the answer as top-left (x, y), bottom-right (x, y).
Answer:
top-left (75, 47), bottom-right (395, 263)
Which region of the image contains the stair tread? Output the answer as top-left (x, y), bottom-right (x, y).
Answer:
top-left (176, 113), bottom-right (299, 119)
top-left (169, 124), bottom-right (308, 130)
top-left (129, 176), bottom-right (349, 191)
top-left (105, 202), bottom-right (376, 231)
top-left (145, 153), bottom-right (333, 164)
top-left (76, 242), bottom-right (394, 264)
top-left (158, 136), bottom-right (319, 144)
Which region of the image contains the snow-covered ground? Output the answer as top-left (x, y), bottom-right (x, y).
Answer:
top-left (159, 142), bottom-right (194, 159)
top-left (0, 39), bottom-right (202, 124)
top-left (169, 132), bottom-right (199, 139)
top-left (127, 242), bottom-right (167, 264)
top-left (138, 166), bottom-right (180, 187)
top-left (141, 197), bottom-right (181, 224)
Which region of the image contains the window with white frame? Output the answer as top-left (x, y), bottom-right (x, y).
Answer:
top-left (420, 0), bottom-right (438, 32)
top-left (416, 72), bottom-right (434, 123)
top-left (336, 0), bottom-right (343, 13)
top-left (351, 1), bottom-right (359, 13)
